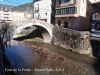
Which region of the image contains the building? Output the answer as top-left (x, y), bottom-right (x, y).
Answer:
top-left (33, 0), bottom-right (52, 23)
top-left (12, 11), bottom-right (33, 21)
top-left (24, 11), bottom-right (33, 19)
top-left (90, 0), bottom-right (100, 38)
top-left (89, 0), bottom-right (100, 3)
top-left (0, 8), bottom-right (12, 22)
top-left (12, 12), bottom-right (25, 21)
top-left (0, 8), bottom-right (33, 22)
top-left (51, 0), bottom-right (56, 25)
top-left (55, 0), bottom-right (92, 31)
top-left (89, 0), bottom-right (100, 57)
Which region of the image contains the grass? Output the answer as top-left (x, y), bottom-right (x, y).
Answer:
top-left (24, 38), bottom-right (43, 42)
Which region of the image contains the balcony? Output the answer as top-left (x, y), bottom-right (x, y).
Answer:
top-left (55, 6), bottom-right (77, 17)
top-left (91, 31), bottom-right (100, 38)
top-left (58, 2), bottom-right (69, 8)
top-left (96, 13), bottom-right (100, 18)
top-left (55, 14), bottom-right (78, 17)
top-left (56, 0), bottom-right (76, 8)
top-left (91, 0), bottom-right (100, 4)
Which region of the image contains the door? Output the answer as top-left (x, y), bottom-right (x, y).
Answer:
top-left (58, 20), bottom-right (61, 26)
top-left (64, 21), bottom-right (68, 28)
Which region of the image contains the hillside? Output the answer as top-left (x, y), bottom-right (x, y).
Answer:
top-left (11, 2), bottom-right (34, 12)
top-left (0, 4), bottom-right (14, 9)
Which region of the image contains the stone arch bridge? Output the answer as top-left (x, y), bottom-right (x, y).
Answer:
top-left (9, 19), bottom-right (54, 43)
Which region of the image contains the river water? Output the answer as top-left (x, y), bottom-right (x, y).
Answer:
top-left (5, 41), bottom-right (35, 75)
top-left (4, 40), bottom-right (100, 75)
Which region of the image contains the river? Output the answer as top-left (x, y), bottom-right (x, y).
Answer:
top-left (4, 39), bottom-right (100, 75)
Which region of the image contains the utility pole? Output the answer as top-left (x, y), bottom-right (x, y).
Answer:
top-left (37, 4), bottom-right (39, 19)
top-left (0, 19), bottom-right (1, 25)
top-left (33, 0), bottom-right (35, 18)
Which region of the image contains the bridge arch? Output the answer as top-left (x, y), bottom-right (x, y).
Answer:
top-left (11, 19), bottom-right (54, 43)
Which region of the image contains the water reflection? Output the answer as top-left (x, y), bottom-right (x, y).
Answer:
top-left (5, 44), bottom-right (35, 69)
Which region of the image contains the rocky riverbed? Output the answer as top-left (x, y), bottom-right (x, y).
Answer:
top-left (22, 41), bottom-right (97, 75)
top-left (5, 39), bottom-right (100, 75)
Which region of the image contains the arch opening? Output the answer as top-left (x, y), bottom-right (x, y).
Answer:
top-left (13, 24), bottom-right (52, 43)
top-left (35, 25), bottom-right (51, 43)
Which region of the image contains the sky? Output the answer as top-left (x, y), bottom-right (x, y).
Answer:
top-left (0, 0), bottom-right (33, 6)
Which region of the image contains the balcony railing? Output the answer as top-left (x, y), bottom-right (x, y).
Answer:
top-left (56, 0), bottom-right (76, 8)
top-left (91, 31), bottom-right (100, 38)
top-left (55, 6), bottom-right (77, 18)
top-left (56, 6), bottom-right (77, 15)
top-left (96, 13), bottom-right (100, 18)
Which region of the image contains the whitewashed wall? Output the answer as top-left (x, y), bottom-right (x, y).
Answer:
top-left (34, 0), bottom-right (51, 23)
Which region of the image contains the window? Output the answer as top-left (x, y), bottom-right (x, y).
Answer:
top-left (61, 9), bottom-right (63, 14)
top-left (63, 9), bottom-right (65, 14)
top-left (56, 7), bottom-right (77, 15)
top-left (35, 10), bottom-right (39, 13)
top-left (69, 8), bottom-right (71, 14)
top-left (4, 17), bottom-right (8, 18)
top-left (4, 14), bottom-right (9, 15)
top-left (45, 13), bottom-right (47, 16)
top-left (97, 6), bottom-right (100, 13)
top-left (95, 23), bottom-right (100, 30)
top-left (73, 8), bottom-right (75, 13)
top-left (61, 0), bottom-right (69, 3)
top-left (56, 9), bottom-right (61, 15)
top-left (66, 8), bottom-right (69, 14)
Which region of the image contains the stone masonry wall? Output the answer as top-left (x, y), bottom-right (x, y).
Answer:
top-left (52, 26), bottom-right (92, 55)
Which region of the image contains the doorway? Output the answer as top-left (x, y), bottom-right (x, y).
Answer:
top-left (64, 21), bottom-right (68, 28)
top-left (58, 20), bottom-right (61, 26)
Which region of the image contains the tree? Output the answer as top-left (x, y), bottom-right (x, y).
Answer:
top-left (0, 22), bottom-right (14, 50)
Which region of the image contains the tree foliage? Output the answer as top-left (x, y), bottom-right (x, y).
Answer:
top-left (0, 23), bottom-right (14, 48)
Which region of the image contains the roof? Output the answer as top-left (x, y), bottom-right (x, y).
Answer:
top-left (33, 0), bottom-right (41, 2)
top-left (0, 8), bottom-right (11, 12)
top-left (91, 1), bottom-right (100, 5)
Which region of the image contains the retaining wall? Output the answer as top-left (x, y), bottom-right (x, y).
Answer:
top-left (52, 26), bottom-right (92, 55)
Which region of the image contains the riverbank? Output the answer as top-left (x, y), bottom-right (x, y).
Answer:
top-left (24, 38), bottom-right (96, 64)
top-left (23, 39), bottom-right (99, 75)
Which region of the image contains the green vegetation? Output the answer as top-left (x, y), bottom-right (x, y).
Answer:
top-left (24, 38), bottom-right (43, 42)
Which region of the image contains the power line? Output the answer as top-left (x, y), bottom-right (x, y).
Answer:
top-left (4, 0), bottom-right (19, 5)
top-left (15, 0), bottom-right (21, 5)
top-left (39, 4), bottom-right (51, 19)
top-left (36, 4), bottom-right (50, 18)
top-left (34, 2), bottom-right (51, 19)
top-left (39, 9), bottom-right (50, 19)
top-left (38, 4), bottom-right (50, 14)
